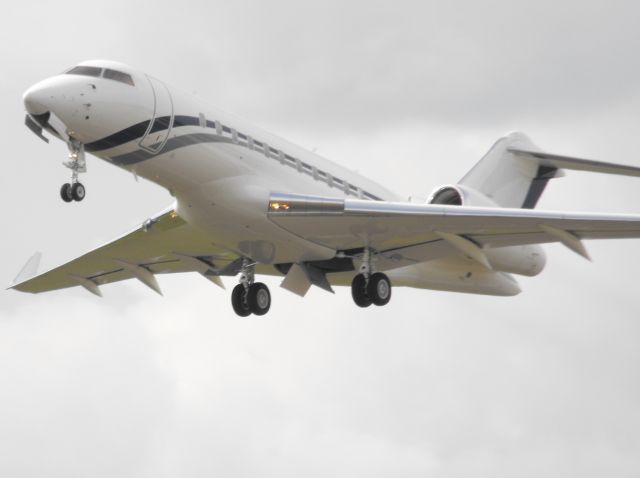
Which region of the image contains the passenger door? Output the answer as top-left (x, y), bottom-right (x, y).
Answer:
top-left (139, 76), bottom-right (174, 154)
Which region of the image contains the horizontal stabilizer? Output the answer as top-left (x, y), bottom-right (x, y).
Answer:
top-left (509, 148), bottom-right (640, 178)
top-left (459, 132), bottom-right (640, 209)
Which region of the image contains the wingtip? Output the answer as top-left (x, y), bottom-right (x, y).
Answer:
top-left (11, 251), bottom-right (42, 288)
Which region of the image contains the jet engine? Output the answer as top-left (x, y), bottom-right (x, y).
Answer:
top-left (427, 184), bottom-right (546, 276)
top-left (428, 184), bottom-right (499, 207)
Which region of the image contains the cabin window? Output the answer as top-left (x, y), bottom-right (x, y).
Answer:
top-left (103, 69), bottom-right (135, 86)
top-left (66, 66), bottom-right (103, 78)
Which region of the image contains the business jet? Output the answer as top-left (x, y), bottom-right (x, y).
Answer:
top-left (12, 59), bottom-right (640, 316)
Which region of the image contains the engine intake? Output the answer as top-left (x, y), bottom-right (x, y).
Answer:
top-left (428, 184), bottom-right (500, 207)
top-left (429, 186), bottom-right (463, 205)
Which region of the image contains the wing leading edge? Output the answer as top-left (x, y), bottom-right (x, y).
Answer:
top-left (267, 192), bottom-right (640, 266)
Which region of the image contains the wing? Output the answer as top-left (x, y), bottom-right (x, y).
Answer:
top-left (267, 193), bottom-right (640, 268)
top-left (10, 206), bottom-right (241, 295)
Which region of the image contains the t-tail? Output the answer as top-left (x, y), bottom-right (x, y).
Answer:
top-left (428, 131), bottom-right (640, 209)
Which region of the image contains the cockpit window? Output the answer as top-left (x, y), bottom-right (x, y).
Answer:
top-left (103, 68), bottom-right (135, 86)
top-left (65, 65), bottom-right (135, 86)
top-left (66, 65), bottom-right (103, 77)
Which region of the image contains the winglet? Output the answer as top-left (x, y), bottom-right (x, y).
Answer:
top-left (540, 225), bottom-right (591, 261)
top-left (11, 252), bottom-right (42, 287)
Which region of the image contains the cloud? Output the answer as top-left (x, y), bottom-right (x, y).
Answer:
top-left (2, 271), bottom-right (640, 477)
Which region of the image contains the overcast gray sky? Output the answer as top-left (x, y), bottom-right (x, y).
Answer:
top-left (1, 1), bottom-right (640, 477)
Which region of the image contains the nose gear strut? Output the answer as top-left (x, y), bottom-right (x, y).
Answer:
top-left (60, 139), bottom-right (86, 202)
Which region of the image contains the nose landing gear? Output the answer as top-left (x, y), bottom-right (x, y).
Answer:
top-left (231, 259), bottom-right (272, 317)
top-left (60, 182), bottom-right (85, 202)
top-left (60, 139), bottom-right (86, 203)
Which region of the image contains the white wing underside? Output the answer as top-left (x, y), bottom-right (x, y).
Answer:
top-left (11, 207), bottom-right (239, 294)
top-left (11, 193), bottom-right (640, 295)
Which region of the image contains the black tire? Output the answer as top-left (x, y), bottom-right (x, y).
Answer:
top-left (247, 282), bottom-right (271, 316)
top-left (71, 182), bottom-right (85, 202)
top-left (367, 272), bottom-right (392, 306)
top-left (231, 284), bottom-right (252, 317)
top-left (60, 183), bottom-right (73, 202)
top-left (351, 273), bottom-right (372, 307)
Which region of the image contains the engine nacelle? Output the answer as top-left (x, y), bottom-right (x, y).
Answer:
top-left (484, 245), bottom-right (546, 277)
top-left (428, 184), bottom-right (499, 207)
top-left (427, 184), bottom-right (546, 276)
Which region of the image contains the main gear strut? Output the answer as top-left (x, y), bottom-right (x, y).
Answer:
top-left (350, 248), bottom-right (392, 308)
top-left (231, 258), bottom-right (272, 317)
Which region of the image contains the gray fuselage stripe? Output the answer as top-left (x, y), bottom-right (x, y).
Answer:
top-left (101, 119), bottom-right (382, 200)
top-left (108, 133), bottom-right (232, 165)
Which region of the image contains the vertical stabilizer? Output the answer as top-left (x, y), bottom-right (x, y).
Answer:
top-left (459, 132), bottom-right (562, 208)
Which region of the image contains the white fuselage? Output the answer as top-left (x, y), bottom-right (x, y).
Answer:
top-left (23, 60), bottom-right (545, 296)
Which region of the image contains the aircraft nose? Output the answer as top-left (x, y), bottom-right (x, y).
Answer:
top-left (23, 83), bottom-right (51, 116)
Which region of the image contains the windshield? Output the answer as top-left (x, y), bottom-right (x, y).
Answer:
top-left (65, 66), bottom-right (135, 86)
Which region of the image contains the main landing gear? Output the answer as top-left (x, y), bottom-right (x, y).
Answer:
top-left (231, 259), bottom-right (271, 317)
top-left (350, 248), bottom-right (392, 308)
top-left (229, 251), bottom-right (392, 316)
top-left (60, 139), bottom-right (86, 203)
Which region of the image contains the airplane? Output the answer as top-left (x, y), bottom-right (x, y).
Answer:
top-left (12, 59), bottom-right (640, 316)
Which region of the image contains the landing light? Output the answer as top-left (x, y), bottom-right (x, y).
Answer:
top-left (269, 202), bottom-right (290, 211)
top-left (169, 211), bottom-right (178, 219)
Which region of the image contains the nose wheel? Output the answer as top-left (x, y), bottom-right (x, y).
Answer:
top-left (60, 182), bottom-right (86, 202)
top-left (61, 139), bottom-right (87, 203)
